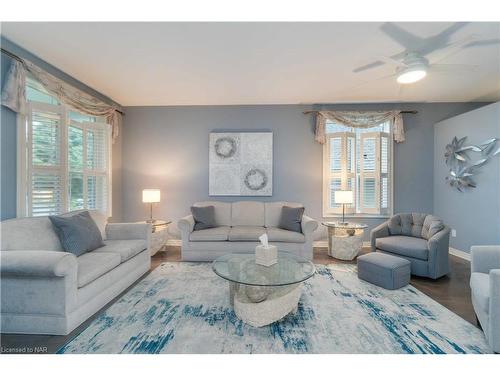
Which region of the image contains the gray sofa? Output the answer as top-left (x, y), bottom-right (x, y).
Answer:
top-left (470, 245), bottom-right (500, 353)
top-left (370, 213), bottom-right (450, 279)
top-left (0, 210), bottom-right (151, 335)
top-left (178, 201), bottom-right (318, 261)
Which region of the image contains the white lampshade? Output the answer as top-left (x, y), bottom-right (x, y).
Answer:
top-left (142, 189), bottom-right (161, 203)
top-left (335, 190), bottom-right (353, 204)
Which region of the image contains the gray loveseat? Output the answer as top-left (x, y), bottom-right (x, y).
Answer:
top-left (0, 210), bottom-right (151, 335)
top-left (178, 201), bottom-right (318, 261)
top-left (370, 213), bottom-right (450, 279)
top-left (470, 245), bottom-right (500, 353)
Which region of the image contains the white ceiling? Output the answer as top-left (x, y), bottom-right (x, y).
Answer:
top-left (2, 22), bottom-right (500, 106)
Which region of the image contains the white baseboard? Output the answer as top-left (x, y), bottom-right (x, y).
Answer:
top-left (449, 247), bottom-right (470, 261)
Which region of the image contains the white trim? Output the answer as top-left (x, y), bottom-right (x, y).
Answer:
top-left (449, 247), bottom-right (471, 261)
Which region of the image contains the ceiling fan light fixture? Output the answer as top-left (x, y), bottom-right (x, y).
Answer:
top-left (397, 67), bottom-right (427, 84)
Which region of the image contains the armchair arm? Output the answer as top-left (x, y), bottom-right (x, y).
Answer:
top-left (489, 269), bottom-right (500, 352)
top-left (471, 245), bottom-right (500, 274)
top-left (427, 226), bottom-right (451, 279)
top-left (301, 215), bottom-right (318, 237)
top-left (0, 251), bottom-right (77, 277)
top-left (370, 222), bottom-right (389, 252)
top-left (106, 222), bottom-right (151, 241)
top-left (178, 215), bottom-right (195, 235)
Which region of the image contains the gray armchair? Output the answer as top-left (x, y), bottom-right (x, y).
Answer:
top-left (470, 245), bottom-right (500, 353)
top-left (370, 213), bottom-right (450, 279)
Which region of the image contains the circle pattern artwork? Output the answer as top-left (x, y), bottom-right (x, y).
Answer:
top-left (214, 137), bottom-right (237, 159)
top-left (244, 168), bottom-right (268, 191)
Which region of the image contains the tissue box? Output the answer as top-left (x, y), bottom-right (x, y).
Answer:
top-left (255, 245), bottom-right (278, 267)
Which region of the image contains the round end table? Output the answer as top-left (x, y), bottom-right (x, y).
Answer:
top-left (322, 222), bottom-right (368, 260)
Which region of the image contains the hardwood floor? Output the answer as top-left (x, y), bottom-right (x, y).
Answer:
top-left (0, 246), bottom-right (476, 354)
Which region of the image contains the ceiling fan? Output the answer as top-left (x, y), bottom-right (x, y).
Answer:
top-left (353, 22), bottom-right (500, 85)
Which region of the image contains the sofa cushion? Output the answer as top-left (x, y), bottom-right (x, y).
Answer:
top-left (94, 240), bottom-right (147, 262)
top-left (0, 217), bottom-right (63, 251)
top-left (191, 205), bottom-right (217, 230)
top-left (278, 206), bottom-right (305, 233)
top-left (388, 213), bottom-right (428, 238)
top-left (231, 202), bottom-right (265, 226)
top-left (228, 226), bottom-right (266, 241)
top-left (264, 202), bottom-right (302, 228)
top-left (77, 252), bottom-right (121, 288)
top-left (49, 211), bottom-right (104, 256)
top-left (376, 235), bottom-right (429, 261)
top-left (192, 201), bottom-right (231, 227)
top-left (470, 272), bottom-right (490, 314)
top-left (190, 226), bottom-right (230, 242)
top-left (266, 227), bottom-right (305, 243)
top-left (421, 215), bottom-right (444, 240)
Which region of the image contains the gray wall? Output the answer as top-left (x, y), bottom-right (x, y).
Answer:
top-left (434, 102), bottom-right (500, 252)
top-left (0, 38), bottom-right (123, 221)
top-left (1, 53), bottom-right (17, 220)
top-left (122, 102), bottom-right (488, 239)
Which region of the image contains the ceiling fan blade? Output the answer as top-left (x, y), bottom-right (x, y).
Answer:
top-left (426, 35), bottom-right (480, 64)
top-left (353, 55), bottom-right (406, 73)
top-left (353, 60), bottom-right (385, 73)
top-left (380, 23), bottom-right (423, 49)
top-left (430, 64), bottom-right (478, 72)
top-left (464, 38), bottom-right (500, 48)
top-left (379, 55), bottom-right (407, 67)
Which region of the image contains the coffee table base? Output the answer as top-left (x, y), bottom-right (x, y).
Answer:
top-left (229, 282), bottom-right (302, 327)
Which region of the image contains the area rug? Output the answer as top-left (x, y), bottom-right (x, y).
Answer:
top-left (58, 262), bottom-right (490, 354)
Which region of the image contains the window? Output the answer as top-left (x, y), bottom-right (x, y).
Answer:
top-left (323, 120), bottom-right (392, 217)
top-left (18, 76), bottom-right (111, 217)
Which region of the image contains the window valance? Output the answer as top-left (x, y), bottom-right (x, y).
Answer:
top-left (1, 58), bottom-right (122, 143)
top-left (314, 110), bottom-right (405, 144)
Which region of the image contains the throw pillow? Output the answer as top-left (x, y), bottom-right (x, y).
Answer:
top-left (49, 211), bottom-right (104, 256)
top-left (191, 205), bottom-right (217, 230)
top-left (428, 221), bottom-right (445, 238)
top-left (278, 206), bottom-right (305, 233)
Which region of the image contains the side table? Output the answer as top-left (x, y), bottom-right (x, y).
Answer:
top-left (137, 220), bottom-right (172, 256)
top-left (322, 222), bottom-right (368, 260)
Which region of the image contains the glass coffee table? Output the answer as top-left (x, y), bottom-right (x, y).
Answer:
top-left (212, 252), bottom-right (315, 327)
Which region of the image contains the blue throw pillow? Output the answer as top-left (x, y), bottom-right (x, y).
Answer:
top-left (191, 205), bottom-right (217, 230)
top-left (49, 211), bottom-right (104, 256)
top-left (278, 206), bottom-right (305, 233)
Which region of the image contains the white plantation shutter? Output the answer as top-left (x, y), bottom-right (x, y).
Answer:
top-left (67, 120), bottom-right (110, 215)
top-left (84, 122), bottom-right (110, 214)
top-left (323, 120), bottom-right (392, 217)
top-left (27, 102), bottom-right (67, 216)
top-left (380, 134), bottom-right (390, 215)
top-left (360, 132), bottom-right (391, 214)
top-left (22, 101), bottom-right (111, 217)
top-left (323, 132), bottom-right (357, 215)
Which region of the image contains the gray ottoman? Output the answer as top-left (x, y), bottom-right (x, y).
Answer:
top-left (357, 252), bottom-right (411, 290)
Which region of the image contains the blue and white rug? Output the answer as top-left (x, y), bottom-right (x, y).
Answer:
top-left (58, 262), bottom-right (490, 354)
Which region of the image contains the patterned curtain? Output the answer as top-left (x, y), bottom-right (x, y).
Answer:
top-left (1, 59), bottom-right (122, 143)
top-left (314, 110), bottom-right (405, 144)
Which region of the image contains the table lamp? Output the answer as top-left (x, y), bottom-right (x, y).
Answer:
top-left (142, 189), bottom-right (161, 223)
top-left (335, 190), bottom-right (353, 225)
